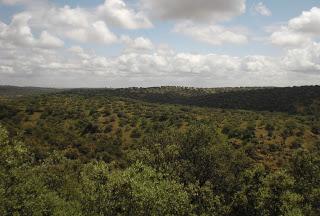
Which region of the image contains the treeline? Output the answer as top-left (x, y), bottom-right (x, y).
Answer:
top-left (62, 86), bottom-right (320, 115)
top-left (0, 86), bottom-right (61, 98)
top-left (2, 85), bottom-right (320, 115)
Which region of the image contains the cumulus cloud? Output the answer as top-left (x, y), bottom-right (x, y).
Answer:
top-left (43, 6), bottom-right (91, 29)
top-left (0, 65), bottom-right (14, 74)
top-left (0, 13), bottom-right (64, 49)
top-left (121, 36), bottom-right (154, 53)
top-left (68, 46), bottom-right (91, 59)
top-left (0, 0), bottom-right (48, 9)
top-left (0, 0), bottom-right (32, 5)
top-left (282, 42), bottom-right (320, 73)
top-left (1, 1), bottom-right (320, 87)
top-left (142, 0), bottom-right (248, 46)
top-left (288, 7), bottom-right (320, 35)
top-left (140, 0), bottom-right (246, 22)
top-left (254, 2), bottom-right (272, 16)
top-left (38, 31), bottom-right (64, 48)
top-left (270, 28), bottom-right (311, 47)
top-left (11, 5), bottom-right (119, 45)
top-left (270, 7), bottom-right (320, 47)
top-left (0, 13), bottom-right (35, 47)
top-left (242, 56), bottom-right (277, 75)
top-left (1, 11), bottom-right (319, 87)
top-left (174, 22), bottom-right (248, 45)
top-left (7, 1), bottom-right (152, 45)
top-left (65, 21), bottom-right (117, 44)
top-left (2, 36), bottom-right (320, 88)
top-left (97, 0), bottom-right (152, 29)
top-left (0, 1), bottom-right (151, 46)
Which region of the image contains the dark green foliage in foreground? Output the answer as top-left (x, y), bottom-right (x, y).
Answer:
top-left (0, 86), bottom-right (320, 215)
top-left (0, 125), bottom-right (319, 215)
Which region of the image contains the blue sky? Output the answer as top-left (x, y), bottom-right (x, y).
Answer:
top-left (47, 0), bottom-right (320, 56)
top-left (0, 0), bottom-right (320, 87)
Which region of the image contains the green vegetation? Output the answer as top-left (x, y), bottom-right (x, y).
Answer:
top-left (0, 86), bottom-right (319, 215)
top-left (0, 86), bottom-right (62, 98)
top-left (65, 85), bottom-right (320, 114)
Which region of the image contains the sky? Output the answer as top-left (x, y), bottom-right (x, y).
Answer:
top-left (0, 0), bottom-right (320, 88)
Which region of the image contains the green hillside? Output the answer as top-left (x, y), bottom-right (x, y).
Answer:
top-left (64, 86), bottom-right (320, 114)
top-left (0, 86), bottom-right (62, 98)
top-left (0, 86), bottom-right (319, 215)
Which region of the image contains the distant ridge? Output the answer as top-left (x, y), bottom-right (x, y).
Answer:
top-left (1, 85), bottom-right (319, 115)
top-left (0, 86), bottom-right (62, 97)
top-left (63, 85), bottom-right (320, 115)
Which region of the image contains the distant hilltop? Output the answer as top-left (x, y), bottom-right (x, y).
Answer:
top-left (1, 85), bottom-right (319, 115)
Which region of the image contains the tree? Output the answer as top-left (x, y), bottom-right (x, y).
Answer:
top-left (289, 150), bottom-right (320, 215)
top-left (231, 164), bottom-right (267, 216)
top-left (257, 170), bottom-right (303, 216)
top-left (80, 162), bottom-right (192, 216)
top-left (0, 125), bottom-right (82, 215)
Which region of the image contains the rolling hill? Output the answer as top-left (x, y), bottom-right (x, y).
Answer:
top-left (0, 85), bottom-right (319, 215)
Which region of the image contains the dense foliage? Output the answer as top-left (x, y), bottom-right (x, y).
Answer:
top-left (0, 86), bottom-right (61, 98)
top-left (0, 86), bottom-right (319, 215)
top-left (65, 86), bottom-right (320, 114)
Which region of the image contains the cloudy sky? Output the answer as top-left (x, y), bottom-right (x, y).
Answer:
top-left (0, 0), bottom-right (320, 88)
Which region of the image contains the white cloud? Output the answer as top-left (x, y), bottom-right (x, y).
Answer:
top-left (282, 42), bottom-right (320, 74)
top-left (12, 2), bottom-right (155, 45)
top-left (3, 39), bottom-right (320, 88)
top-left (174, 22), bottom-right (248, 45)
top-left (97, 0), bottom-right (152, 29)
top-left (1, 1), bottom-right (320, 87)
top-left (38, 31), bottom-right (64, 48)
top-left (121, 36), bottom-right (154, 53)
top-left (254, 2), bottom-right (272, 16)
top-left (68, 46), bottom-right (91, 59)
top-left (43, 6), bottom-right (91, 29)
top-left (0, 13), bottom-right (35, 47)
top-left (0, 13), bottom-right (63, 49)
top-left (242, 56), bottom-right (279, 77)
top-left (0, 0), bottom-right (31, 5)
top-left (13, 5), bottom-right (118, 45)
top-left (270, 27), bottom-right (311, 47)
top-left (288, 7), bottom-right (320, 35)
top-left (65, 21), bottom-right (117, 44)
top-left (141, 0), bottom-right (246, 22)
top-left (0, 65), bottom-right (14, 74)
top-left (270, 7), bottom-right (320, 47)
top-left (3, 2), bottom-right (128, 47)
top-left (0, 0), bottom-right (48, 8)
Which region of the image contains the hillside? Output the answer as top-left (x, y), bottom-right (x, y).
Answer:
top-left (64, 86), bottom-right (320, 114)
top-left (0, 86), bottom-right (319, 215)
top-left (0, 86), bottom-right (62, 98)
top-left (2, 85), bottom-right (319, 115)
